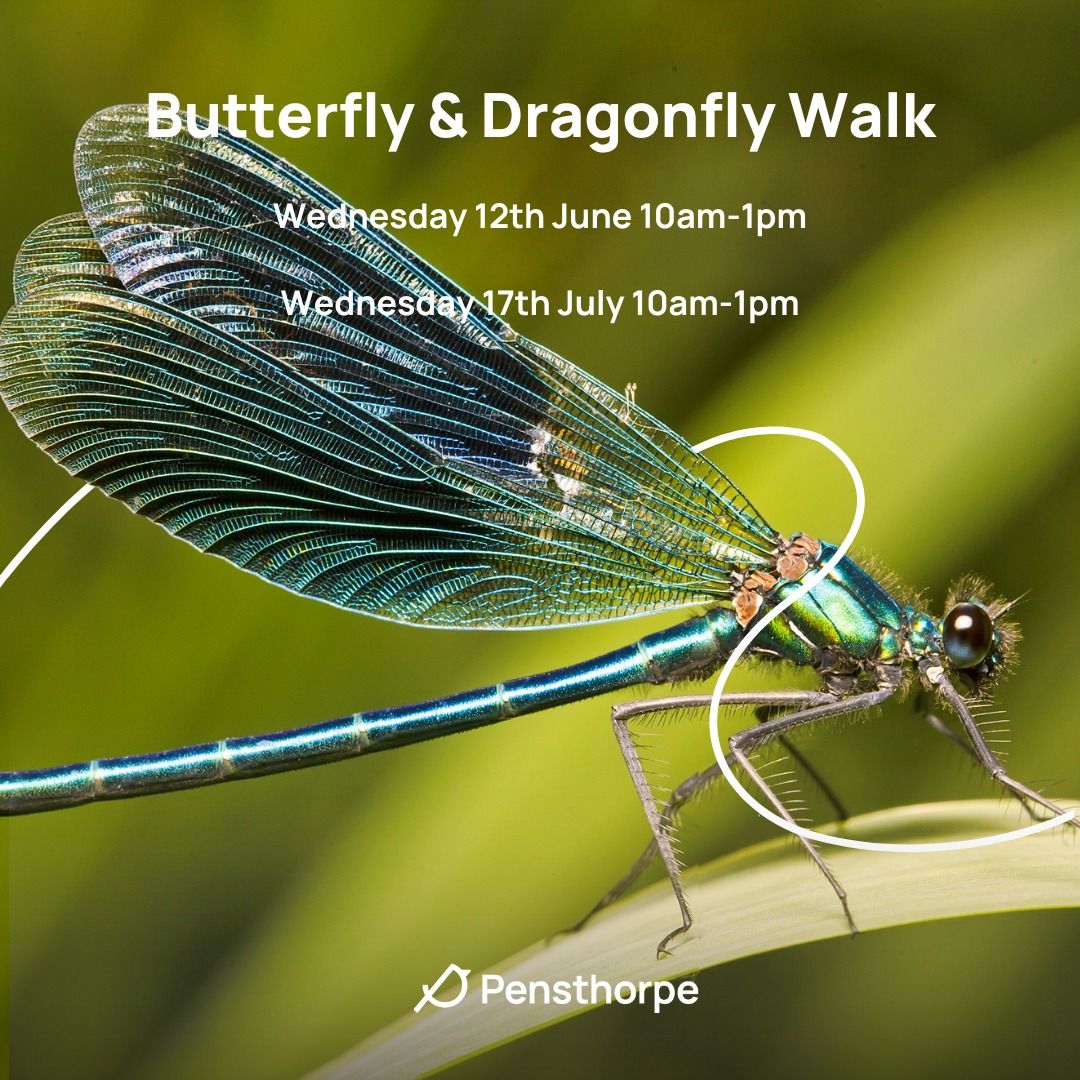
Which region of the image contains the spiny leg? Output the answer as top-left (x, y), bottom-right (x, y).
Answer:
top-left (567, 761), bottom-right (722, 934)
top-left (930, 674), bottom-right (1080, 831)
top-left (916, 694), bottom-right (1041, 823)
top-left (728, 686), bottom-right (899, 938)
top-left (611, 700), bottom-right (694, 957)
top-left (603, 690), bottom-right (837, 955)
top-left (728, 743), bottom-right (856, 936)
top-left (756, 705), bottom-right (851, 822)
top-left (571, 691), bottom-right (844, 933)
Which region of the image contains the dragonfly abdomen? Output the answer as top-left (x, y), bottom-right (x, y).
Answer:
top-left (0, 610), bottom-right (742, 814)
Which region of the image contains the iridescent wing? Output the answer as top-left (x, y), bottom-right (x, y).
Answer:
top-left (0, 107), bottom-right (777, 627)
top-left (74, 105), bottom-right (775, 568)
top-left (13, 212), bottom-right (117, 302)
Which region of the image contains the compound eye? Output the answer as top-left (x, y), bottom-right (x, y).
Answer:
top-left (942, 603), bottom-right (994, 669)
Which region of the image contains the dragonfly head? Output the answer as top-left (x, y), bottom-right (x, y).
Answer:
top-left (938, 578), bottom-right (1021, 693)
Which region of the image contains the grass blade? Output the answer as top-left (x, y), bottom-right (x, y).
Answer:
top-left (319, 800), bottom-right (1080, 1079)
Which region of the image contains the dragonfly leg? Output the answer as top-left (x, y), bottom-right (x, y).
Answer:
top-left (916, 697), bottom-right (1041, 822)
top-left (755, 705), bottom-right (851, 822)
top-left (728, 686), bottom-right (899, 935)
top-left (601, 690), bottom-right (837, 955)
top-left (566, 761), bottom-right (723, 936)
top-left (611, 703), bottom-right (693, 957)
top-left (570, 690), bottom-right (844, 936)
top-left (729, 742), bottom-right (856, 935)
top-left (929, 676), bottom-right (1080, 831)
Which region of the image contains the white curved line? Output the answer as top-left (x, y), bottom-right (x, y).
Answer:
top-left (0, 483), bottom-right (94, 592)
top-left (692, 428), bottom-right (1073, 852)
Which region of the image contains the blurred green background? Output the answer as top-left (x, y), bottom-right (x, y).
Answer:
top-left (3, 2), bottom-right (1080, 1077)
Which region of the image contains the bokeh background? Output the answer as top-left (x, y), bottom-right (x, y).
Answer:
top-left (3, 2), bottom-right (1080, 1077)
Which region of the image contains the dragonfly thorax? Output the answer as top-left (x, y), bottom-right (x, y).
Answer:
top-left (745, 541), bottom-right (901, 674)
top-left (737, 537), bottom-right (1018, 700)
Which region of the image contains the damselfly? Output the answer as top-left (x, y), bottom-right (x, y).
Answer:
top-left (1, 105), bottom-right (1072, 954)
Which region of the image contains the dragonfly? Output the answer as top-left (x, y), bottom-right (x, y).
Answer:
top-left (0, 104), bottom-right (1072, 954)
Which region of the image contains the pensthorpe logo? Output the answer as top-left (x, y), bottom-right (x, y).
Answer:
top-left (414, 963), bottom-right (699, 1014)
top-left (414, 963), bottom-right (472, 1012)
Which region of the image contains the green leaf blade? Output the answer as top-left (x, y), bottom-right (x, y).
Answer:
top-left (322, 800), bottom-right (1080, 1080)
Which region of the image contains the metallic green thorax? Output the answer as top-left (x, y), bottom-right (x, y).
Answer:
top-left (737, 541), bottom-right (936, 680)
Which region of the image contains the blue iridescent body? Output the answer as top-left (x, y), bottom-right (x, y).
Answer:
top-left (0, 541), bottom-right (957, 812)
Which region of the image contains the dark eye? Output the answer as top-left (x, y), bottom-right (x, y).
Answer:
top-left (942, 603), bottom-right (994, 669)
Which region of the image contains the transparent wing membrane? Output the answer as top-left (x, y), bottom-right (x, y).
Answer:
top-left (0, 105), bottom-right (778, 628)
